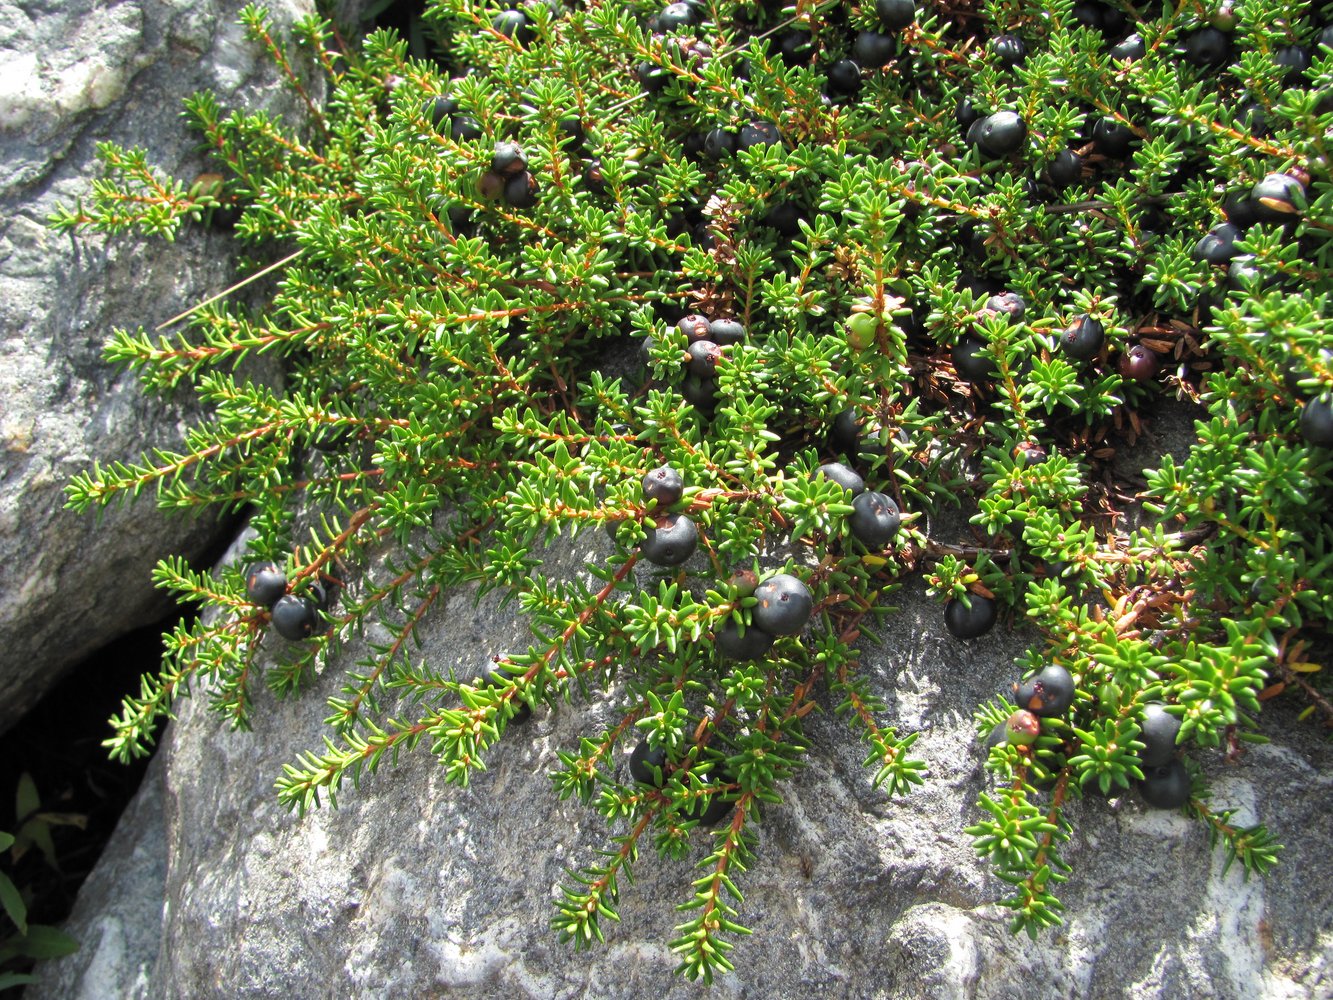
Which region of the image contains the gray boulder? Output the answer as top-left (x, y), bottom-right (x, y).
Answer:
top-left (0, 0), bottom-right (320, 731)
top-left (28, 527), bottom-right (1333, 998)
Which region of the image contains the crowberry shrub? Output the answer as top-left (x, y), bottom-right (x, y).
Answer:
top-left (53, 0), bottom-right (1330, 979)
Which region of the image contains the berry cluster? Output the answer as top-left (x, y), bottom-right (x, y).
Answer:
top-left (244, 562), bottom-right (333, 642)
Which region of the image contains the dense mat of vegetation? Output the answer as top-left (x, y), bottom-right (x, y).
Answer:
top-left (52, 0), bottom-right (1333, 981)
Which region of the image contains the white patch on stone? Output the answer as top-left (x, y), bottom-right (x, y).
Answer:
top-left (0, 50), bottom-right (38, 130)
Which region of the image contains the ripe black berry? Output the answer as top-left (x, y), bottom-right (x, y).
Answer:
top-left (716, 619), bottom-right (776, 660)
top-left (686, 340), bottom-right (723, 379)
top-left (739, 119), bottom-right (780, 150)
top-left (708, 317), bottom-right (745, 345)
top-left (752, 573), bottom-right (813, 636)
top-left (762, 201), bottom-right (803, 236)
top-left (816, 462), bottom-right (865, 496)
top-left (684, 770), bottom-right (733, 825)
top-left (1250, 173), bottom-right (1304, 224)
top-left (450, 115), bottom-right (483, 142)
top-left (271, 594), bottom-right (318, 641)
top-left (944, 594), bottom-right (997, 639)
top-left (1119, 345), bottom-right (1158, 382)
top-left (491, 142), bottom-right (528, 177)
top-left (1013, 441), bottom-right (1048, 466)
top-left (1139, 758), bottom-right (1191, 809)
top-left (629, 739), bottom-right (668, 785)
top-left (952, 336), bottom-right (995, 382)
top-left (1071, 2), bottom-right (1104, 30)
top-left (492, 9), bottom-right (535, 45)
top-left (875, 0), bottom-right (916, 30)
top-left (776, 29), bottom-right (815, 67)
top-left (989, 34), bottom-right (1027, 67)
top-left (1193, 222), bottom-right (1242, 265)
top-left (1108, 32), bottom-right (1146, 61)
top-left (245, 562), bottom-right (287, 607)
top-left (848, 491), bottom-right (901, 547)
top-left (1222, 188), bottom-right (1258, 229)
top-left (1183, 28), bottom-right (1231, 67)
top-left (682, 375), bottom-right (717, 412)
top-left (1013, 664), bottom-right (1076, 718)
top-left (830, 408), bottom-right (863, 457)
top-left (1091, 118), bottom-right (1135, 158)
top-left (503, 171), bottom-right (538, 208)
top-left (642, 465), bottom-right (685, 508)
top-left (637, 62), bottom-right (670, 93)
top-left (655, 1), bottom-right (695, 32)
top-left (1139, 704), bottom-right (1181, 767)
top-left (982, 291), bottom-right (1026, 322)
top-left (641, 512), bottom-right (699, 566)
top-left (968, 111), bottom-right (1027, 158)
top-left (1300, 394), bottom-right (1333, 446)
top-left (424, 95), bottom-right (458, 129)
top-left (827, 59), bottom-right (863, 96)
top-left (955, 96), bottom-right (978, 129)
top-left (677, 314), bottom-right (711, 342)
top-left (1060, 314), bottom-right (1105, 362)
top-left (704, 127), bottom-right (738, 159)
top-left (852, 30), bottom-right (897, 68)
top-left (1047, 149), bottom-right (1084, 188)
top-left (583, 158), bottom-right (607, 195)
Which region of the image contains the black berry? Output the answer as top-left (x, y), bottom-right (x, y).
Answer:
top-left (875, 0), bottom-right (916, 30)
top-left (1060, 314), bottom-right (1105, 362)
top-left (1193, 222), bottom-right (1242, 265)
top-left (848, 491), bottom-right (902, 547)
top-left (1047, 149), bottom-right (1084, 188)
top-left (968, 111), bottom-right (1028, 158)
top-left (677, 314), bottom-right (711, 342)
top-left (827, 59), bottom-right (863, 96)
top-left (952, 336), bottom-right (996, 382)
top-left (1139, 704), bottom-right (1181, 767)
top-left (1300, 394), bottom-right (1333, 446)
top-left (641, 512), bottom-right (699, 566)
top-left (816, 462), bottom-right (865, 496)
top-left (270, 594), bottom-right (318, 641)
top-left (1108, 33), bottom-right (1146, 61)
top-left (738, 119), bottom-right (780, 151)
top-left (503, 171), bottom-right (538, 208)
top-left (686, 340), bottom-right (723, 379)
top-left (643, 465), bottom-right (685, 508)
top-left (424, 95), bottom-right (458, 129)
top-left (1091, 118), bottom-right (1135, 158)
top-left (982, 291), bottom-right (1026, 322)
top-left (944, 594), bottom-right (997, 639)
top-left (752, 573), bottom-right (813, 636)
top-left (955, 96), bottom-right (978, 129)
top-left (244, 562), bottom-right (287, 607)
top-left (1013, 663), bottom-right (1076, 718)
top-left (776, 29), bottom-right (815, 67)
top-left (852, 30), bottom-right (897, 68)
top-left (450, 115), bottom-right (483, 142)
top-left (716, 619), bottom-right (776, 660)
top-left (655, 2), bottom-right (695, 31)
top-left (708, 317), bottom-right (745, 345)
top-left (704, 127), bottom-right (738, 159)
top-left (1183, 28), bottom-right (1231, 67)
top-left (989, 34), bottom-right (1027, 67)
top-left (583, 158), bottom-right (607, 195)
top-left (491, 141), bottom-right (528, 177)
top-left (1139, 758), bottom-right (1192, 809)
top-left (629, 739), bottom-right (668, 785)
top-left (492, 9), bottom-right (535, 45)
top-left (1250, 173), bottom-right (1304, 224)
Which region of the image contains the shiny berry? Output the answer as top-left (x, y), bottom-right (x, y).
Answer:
top-left (424, 95), bottom-right (458, 128)
top-left (641, 513), bottom-right (699, 566)
top-left (752, 573), bottom-right (814, 636)
top-left (1013, 663), bottom-right (1076, 718)
top-left (739, 119), bottom-right (780, 150)
top-left (271, 594), bottom-right (318, 641)
top-left (944, 594), bottom-right (997, 639)
top-left (629, 739), bottom-right (668, 785)
top-left (704, 127), bottom-right (738, 159)
top-left (827, 59), bottom-right (863, 95)
top-left (681, 374), bottom-right (717, 412)
top-left (1004, 709), bottom-right (1041, 747)
top-left (1300, 394), bottom-right (1333, 446)
top-left (708, 317), bottom-right (745, 345)
top-left (816, 462), bottom-right (865, 496)
top-left (830, 408), bottom-right (864, 456)
top-left (1139, 704), bottom-right (1182, 767)
top-left (955, 96), bottom-right (978, 129)
top-left (849, 491), bottom-right (902, 547)
top-left (244, 562), bottom-right (287, 607)
top-left (777, 29), bottom-right (815, 67)
top-left (716, 619), bottom-right (776, 660)
top-left (852, 30), bottom-right (897, 67)
top-left (655, 2), bottom-right (695, 31)
top-left (684, 770), bottom-right (732, 825)
top-left (1047, 149), bottom-right (1083, 188)
top-left (677, 313), bottom-right (712, 342)
top-left (1108, 33), bottom-right (1145, 61)
top-left (1091, 118), bottom-right (1135, 157)
top-left (686, 340), bottom-right (723, 379)
top-left (450, 115), bottom-right (483, 141)
top-left (492, 9), bottom-right (535, 44)
top-left (968, 111), bottom-right (1027, 158)
top-left (1061, 314), bottom-right (1105, 361)
top-left (477, 170), bottom-right (505, 200)
top-left (503, 171), bottom-right (538, 208)
top-left (952, 336), bottom-right (995, 382)
top-left (1250, 173), bottom-right (1304, 224)
top-left (1193, 222), bottom-right (1242, 265)
top-left (990, 34), bottom-right (1026, 67)
top-left (642, 465), bottom-right (685, 508)
top-left (1119, 345), bottom-right (1158, 382)
top-left (875, 0), bottom-right (916, 30)
top-left (583, 158), bottom-right (607, 195)
top-left (491, 142), bottom-right (527, 177)
top-left (1139, 758), bottom-right (1192, 809)
top-left (983, 291), bottom-right (1026, 322)
top-left (1183, 28), bottom-right (1231, 68)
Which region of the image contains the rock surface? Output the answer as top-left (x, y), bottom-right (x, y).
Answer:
top-left (0, 0), bottom-right (319, 731)
top-left (29, 527), bottom-right (1333, 999)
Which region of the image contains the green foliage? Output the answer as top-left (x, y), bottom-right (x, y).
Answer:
top-left (52, 0), bottom-right (1333, 980)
